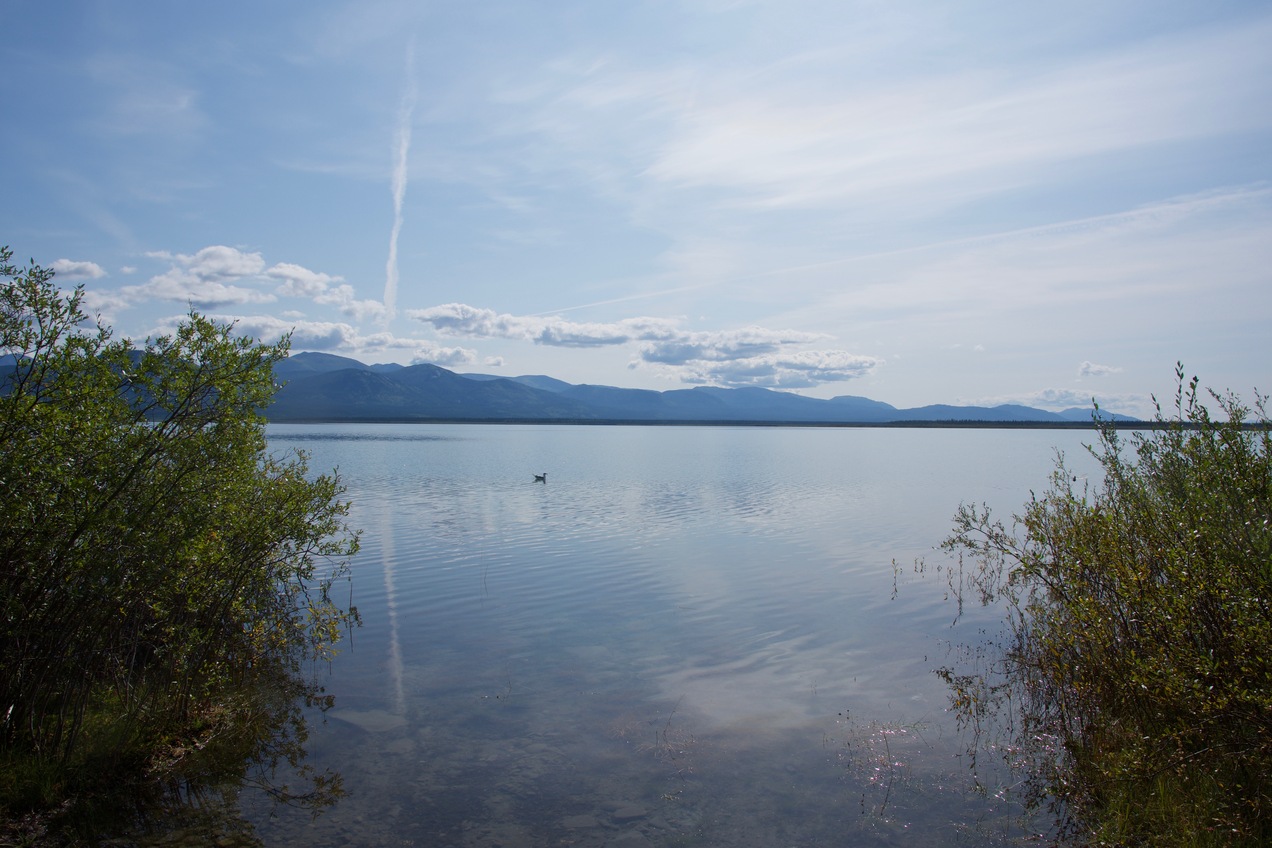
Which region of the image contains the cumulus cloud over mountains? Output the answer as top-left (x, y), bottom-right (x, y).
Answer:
top-left (409, 302), bottom-right (880, 388)
top-left (679, 349), bottom-right (883, 389)
top-left (84, 245), bottom-right (385, 328)
top-left (68, 244), bottom-right (880, 392)
top-left (408, 303), bottom-right (680, 347)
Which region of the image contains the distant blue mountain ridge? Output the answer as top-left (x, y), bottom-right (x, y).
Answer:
top-left (264, 352), bottom-right (1138, 425)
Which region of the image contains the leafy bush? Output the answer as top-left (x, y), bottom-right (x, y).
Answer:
top-left (0, 246), bottom-right (359, 817)
top-left (941, 366), bottom-right (1271, 845)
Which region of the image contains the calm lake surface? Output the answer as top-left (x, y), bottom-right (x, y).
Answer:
top-left (240, 423), bottom-right (1104, 846)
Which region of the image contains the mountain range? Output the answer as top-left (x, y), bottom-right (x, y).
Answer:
top-left (267, 352), bottom-right (1137, 425)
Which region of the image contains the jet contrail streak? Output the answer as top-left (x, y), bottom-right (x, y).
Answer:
top-left (384, 38), bottom-right (417, 323)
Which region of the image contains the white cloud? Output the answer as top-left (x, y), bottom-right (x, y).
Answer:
top-left (1079, 360), bottom-right (1122, 377)
top-left (411, 346), bottom-right (476, 367)
top-left (176, 245), bottom-right (267, 280)
top-left (117, 246), bottom-right (274, 308)
top-left (1030, 388), bottom-right (1101, 408)
top-left (195, 314), bottom-right (356, 349)
top-left (970, 387), bottom-right (1151, 417)
top-left (408, 303), bottom-right (680, 347)
top-left (267, 262), bottom-right (387, 322)
top-left (409, 302), bottom-right (877, 389)
top-left (267, 262), bottom-right (341, 297)
top-left (190, 314), bottom-right (476, 368)
top-left (107, 248), bottom-right (394, 320)
top-left (346, 330), bottom-right (475, 365)
top-left (673, 349), bottom-right (883, 390)
top-left (124, 270), bottom-right (275, 308)
top-left (280, 322), bottom-right (361, 351)
top-left (639, 326), bottom-right (827, 365)
top-left (318, 285), bottom-right (388, 323)
top-left (79, 288), bottom-right (132, 318)
top-left (51, 259), bottom-right (107, 281)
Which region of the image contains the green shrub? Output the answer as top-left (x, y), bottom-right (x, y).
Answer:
top-left (0, 246), bottom-right (359, 819)
top-left (941, 366), bottom-right (1271, 845)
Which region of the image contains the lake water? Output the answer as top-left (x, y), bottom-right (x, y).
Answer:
top-left (238, 423), bottom-right (1103, 846)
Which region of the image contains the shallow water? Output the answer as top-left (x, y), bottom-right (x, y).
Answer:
top-left (236, 423), bottom-right (1101, 846)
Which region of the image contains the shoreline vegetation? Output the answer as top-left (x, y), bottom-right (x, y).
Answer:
top-left (923, 365), bottom-right (1272, 844)
top-left (1, 248), bottom-right (360, 844)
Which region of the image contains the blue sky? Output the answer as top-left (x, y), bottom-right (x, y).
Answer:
top-left (4, 0), bottom-right (1270, 417)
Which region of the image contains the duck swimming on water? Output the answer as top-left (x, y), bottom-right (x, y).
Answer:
top-left (533, 473), bottom-right (547, 483)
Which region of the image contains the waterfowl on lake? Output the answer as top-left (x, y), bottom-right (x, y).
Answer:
top-left (534, 473), bottom-right (547, 483)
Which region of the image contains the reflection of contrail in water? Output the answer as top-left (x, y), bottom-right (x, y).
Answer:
top-left (378, 502), bottom-right (406, 716)
top-left (383, 37), bottom-right (416, 323)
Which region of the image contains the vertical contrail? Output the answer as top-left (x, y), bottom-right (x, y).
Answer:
top-left (384, 38), bottom-right (417, 323)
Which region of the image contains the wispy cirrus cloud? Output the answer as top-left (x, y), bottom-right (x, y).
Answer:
top-left (85, 54), bottom-right (208, 139)
top-left (513, 15), bottom-right (1272, 221)
top-left (645, 35), bottom-right (1272, 213)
